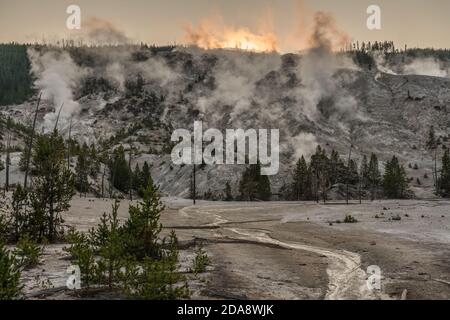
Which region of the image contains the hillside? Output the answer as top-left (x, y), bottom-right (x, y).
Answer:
top-left (0, 44), bottom-right (449, 199)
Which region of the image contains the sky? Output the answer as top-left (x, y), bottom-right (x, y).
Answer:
top-left (1, 0), bottom-right (449, 52)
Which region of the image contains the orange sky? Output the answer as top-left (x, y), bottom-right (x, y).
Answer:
top-left (1, 0), bottom-right (449, 52)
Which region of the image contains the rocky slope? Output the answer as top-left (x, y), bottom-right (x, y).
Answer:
top-left (0, 46), bottom-right (449, 198)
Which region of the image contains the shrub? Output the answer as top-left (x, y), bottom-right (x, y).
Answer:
top-left (14, 234), bottom-right (43, 269)
top-left (124, 256), bottom-right (189, 300)
top-left (63, 183), bottom-right (190, 299)
top-left (191, 245), bottom-right (210, 275)
top-left (92, 200), bottom-right (124, 289)
top-left (0, 241), bottom-right (22, 300)
top-left (125, 231), bottom-right (189, 300)
top-left (344, 215), bottom-right (358, 223)
top-left (0, 212), bottom-right (11, 243)
top-left (64, 228), bottom-right (97, 289)
top-left (121, 183), bottom-right (164, 260)
top-left (392, 214), bottom-right (402, 221)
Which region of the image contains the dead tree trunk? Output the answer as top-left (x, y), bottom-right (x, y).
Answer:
top-left (5, 131), bottom-right (11, 192)
top-left (128, 146), bottom-right (133, 201)
top-left (24, 92), bottom-right (42, 190)
top-left (67, 117), bottom-right (72, 170)
top-left (346, 144), bottom-right (353, 205)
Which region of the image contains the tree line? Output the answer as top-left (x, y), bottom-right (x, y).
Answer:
top-left (0, 128), bottom-right (204, 300)
top-left (0, 44), bottom-right (34, 106)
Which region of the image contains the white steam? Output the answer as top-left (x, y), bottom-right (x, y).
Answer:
top-left (28, 48), bottom-right (90, 131)
top-left (403, 57), bottom-right (449, 78)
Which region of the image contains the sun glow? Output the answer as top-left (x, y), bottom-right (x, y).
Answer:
top-left (184, 21), bottom-right (278, 53)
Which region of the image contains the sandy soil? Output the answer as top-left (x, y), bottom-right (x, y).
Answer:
top-left (15, 197), bottom-right (450, 300)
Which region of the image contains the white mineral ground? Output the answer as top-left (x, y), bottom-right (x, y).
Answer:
top-left (9, 197), bottom-right (450, 300)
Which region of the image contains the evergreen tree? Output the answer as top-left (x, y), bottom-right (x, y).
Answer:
top-left (328, 150), bottom-right (341, 185)
top-left (75, 143), bottom-right (90, 196)
top-left (132, 164), bottom-right (142, 191)
top-left (367, 153), bottom-right (381, 200)
top-left (92, 199), bottom-right (124, 288)
top-left (141, 162), bottom-right (153, 195)
top-left (440, 149), bottom-right (450, 197)
top-left (360, 155), bottom-right (369, 188)
top-left (0, 241), bottom-right (22, 300)
top-left (30, 130), bottom-right (75, 241)
top-left (258, 172), bottom-right (271, 201)
top-left (310, 146), bottom-right (330, 202)
top-left (132, 161), bottom-right (153, 198)
top-left (89, 144), bottom-right (100, 179)
top-left (239, 162), bottom-right (271, 201)
top-left (347, 159), bottom-right (359, 185)
top-left (122, 182), bottom-right (164, 260)
top-left (224, 182), bottom-right (233, 201)
top-left (426, 126), bottom-right (439, 193)
top-left (292, 156), bottom-right (308, 200)
top-left (0, 44), bottom-right (34, 106)
top-left (383, 156), bottom-right (408, 199)
top-left (109, 146), bottom-right (132, 194)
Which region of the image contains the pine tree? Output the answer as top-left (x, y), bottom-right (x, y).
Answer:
top-left (122, 182), bottom-right (164, 260)
top-left (329, 150), bottom-right (340, 185)
top-left (30, 130), bottom-right (75, 242)
top-left (89, 144), bottom-right (100, 179)
top-left (257, 171), bottom-right (271, 201)
top-left (310, 146), bottom-right (330, 203)
top-left (132, 164), bottom-right (142, 191)
top-left (93, 199), bottom-right (124, 288)
top-left (426, 126), bottom-right (439, 193)
top-left (109, 146), bottom-right (132, 194)
top-left (292, 156), bottom-right (308, 200)
top-left (224, 182), bottom-right (233, 201)
top-left (75, 144), bottom-right (90, 196)
top-left (0, 44), bottom-right (34, 106)
top-left (239, 162), bottom-right (271, 201)
top-left (367, 153), bottom-right (381, 200)
top-left (347, 159), bottom-right (359, 185)
top-left (141, 162), bottom-right (153, 195)
top-left (0, 241), bottom-right (22, 300)
top-left (440, 149), bottom-right (450, 197)
top-left (383, 156), bottom-right (408, 199)
top-left (360, 155), bottom-right (369, 188)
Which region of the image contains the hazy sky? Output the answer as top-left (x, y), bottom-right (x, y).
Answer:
top-left (1, 0), bottom-right (449, 52)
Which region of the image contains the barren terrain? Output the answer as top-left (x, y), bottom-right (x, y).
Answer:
top-left (19, 197), bottom-right (450, 300)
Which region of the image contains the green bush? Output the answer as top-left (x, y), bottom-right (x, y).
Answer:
top-left (0, 212), bottom-right (11, 243)
top-left (14, 234), bottom-right (43, 269)
top-left (0, 241), bottom-right (22, 300)
top-left (64, 183), bottom-right (190, 299)
top-left (91, 200), bottom-right (124, 289)
top-left (344, 215), bottom-right (358, 223)
top-left (123, 232), bottom-right (188, 300)
top-left (121, 183), bottom-right (164, 260)
top-left (191, 245), bottom-right (210, 274)
top-left (64, 228), bottom-right (98, 289)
